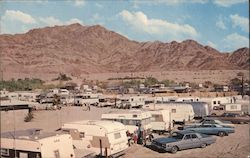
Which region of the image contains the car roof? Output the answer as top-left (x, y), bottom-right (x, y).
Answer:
top-left (175, 130), bottom-right (198, 135)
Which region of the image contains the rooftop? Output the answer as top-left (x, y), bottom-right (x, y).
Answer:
top-left (1, 128), bottom-right (59, 140)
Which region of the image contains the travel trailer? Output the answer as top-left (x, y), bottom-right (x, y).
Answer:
top-left (210, 103), bottom-right (242, 116)
top-left (144, 103), bottom-right (195, 124)
top-left (17, 91), bottom-right (40, 102)
top-left (148, 110), bottom-right (173, 133)
top-left (116, 96), bottom-right (145, 108)
top-left (60, 120), bottom-right (128, 157)
top-left (101, 110), bottom-right (153, 140)
top-left (60, 95), bottom-right (75, 105)
top-left (200, 97), bottom-right (236, 110)
top-left (97, 97), bottom-right (116, 107)
top-left (1, 128), bottom-right (75, 158)
top-left (74, 93), bottom-right (99, 106)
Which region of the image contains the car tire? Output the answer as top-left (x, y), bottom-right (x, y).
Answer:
top-left (171, 146), bottom-right (178, 154)
top-left (218, 131), bottom-right (226, 137)
top-left (201, 143), bottom-right (206, 148)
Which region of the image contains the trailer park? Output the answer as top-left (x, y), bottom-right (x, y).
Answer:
top-left (0, 81), bottom-right (249, 158)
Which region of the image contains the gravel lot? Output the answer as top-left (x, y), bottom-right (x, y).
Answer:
top-left (1, 106), bottom-right (249, 158)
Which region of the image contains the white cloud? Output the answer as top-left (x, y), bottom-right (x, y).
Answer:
top-left (216, 18), bottom-right (227, 29)
top-left (230, 14), bottom-right (249, 32)
top-left (39, 16), bottom-right (63, 26)
top-left (74, 0), bottom-right (85, 7)
top-left (1, 10), bottom-right (83, 34)
top-left (2, 10), bottom-right (36, 24)
top-left (213, 0), bottom-right (247, 7)
top-left (207, 41), bottom-right (217, 48)
top-left (133, 0), bottom-right (208, 6)
top-left (223, 33), bottom-right (249, 51)
top-left (119, 10), bottom-right (198, 41)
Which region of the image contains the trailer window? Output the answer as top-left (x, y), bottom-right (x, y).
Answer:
top-left (213, 101), bottom-right (216, 105)
top-left (1, 148), bottom-right (9, 156)
top-left (151, 115), bottom-right (163, 122)
top-left (114, 132), bottom-right (121, 139)
top-left (171, 109), bottom-right (176, 113)
top-left (230, 105), bottom-right (237, 110)
top-left (80, 132), bottom-right (85, 138)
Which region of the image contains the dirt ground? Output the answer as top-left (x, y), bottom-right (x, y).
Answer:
top-left (1, 106), bottom-right (249, 158)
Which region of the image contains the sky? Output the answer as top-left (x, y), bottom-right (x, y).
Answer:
top-left (0, 0), bottom-right (249, 52)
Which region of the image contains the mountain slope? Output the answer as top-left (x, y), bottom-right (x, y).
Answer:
top-left (0, 23), bottom-right (249, 79)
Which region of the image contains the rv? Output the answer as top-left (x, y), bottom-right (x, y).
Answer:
top-left (1, 129), bottom-right (75, 158)
top-left (117, 96), bottom-right (145, 108)
top-left (200, 97), bottom-right (236, 110)
top-left (101, 110), bottom-right (153, 141)
top-left (60, 120), bottom-right (128, 157)
top-left (60, 95), bottom-right (75, 105)
top-left (144, 103), bottom-right (195, 124)
top-left (97, 97), bottom-right (116, 107)
top-left (148, 110), bottom-right (173, 133)
top-left (74, 93), bottom-right (99, 106)
top-left (210, 103), bottom-right (242, 116)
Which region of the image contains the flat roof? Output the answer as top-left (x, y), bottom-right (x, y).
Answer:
top-left (1, 128), bottom-right (60, 141)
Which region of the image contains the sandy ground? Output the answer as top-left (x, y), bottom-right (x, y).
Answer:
top-left (1, 106), bottom-right (249, 158)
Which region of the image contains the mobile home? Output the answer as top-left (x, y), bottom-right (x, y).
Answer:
top-left (117, 95), bottom-right (145, 108)
top-left (1, 129), bottom-right (75, 158)
top-left (60, 120), bottom-right (128, 157)
top-left (210, 103), bottom-right (242, 116)
top-left (101, 110), bottom-right (152, 139)
top-left (144, 103), bottom-right (195, 124)
top-left (147, 110), bottom-right (173, 133)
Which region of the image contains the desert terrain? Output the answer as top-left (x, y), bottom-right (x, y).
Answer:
top-left (1, 106), bottom-right (249, 158)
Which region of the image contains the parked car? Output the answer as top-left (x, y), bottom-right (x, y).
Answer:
top-left (186, 118), bottom-right (235, 128)
top-left (151, 131), bottom-right (216, 153)
top-left (179, 124), bottom-right (235, 137)
top-left (209, 113), bottom-right (250, 124)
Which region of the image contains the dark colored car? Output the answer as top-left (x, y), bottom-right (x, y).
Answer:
top-left (209, 113), bottom-right (250, 124)
top-left (151, 131), bottom-right (216, 153)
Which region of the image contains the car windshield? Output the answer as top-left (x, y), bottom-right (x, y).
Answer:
top-left (171, 132), bottom-right (184, 139)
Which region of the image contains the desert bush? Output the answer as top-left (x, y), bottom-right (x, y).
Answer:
top-left (24, 112), bottom-right (34, 122)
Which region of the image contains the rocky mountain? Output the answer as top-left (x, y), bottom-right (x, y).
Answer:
top-left (0, 23), bottom-right (249, 79)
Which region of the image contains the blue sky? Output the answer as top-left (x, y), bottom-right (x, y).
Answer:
top-left (0, 0), bottom-right (249, 52)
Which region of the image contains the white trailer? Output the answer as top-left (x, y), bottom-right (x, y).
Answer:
top-left (61, 120), bottom-right (128, 157)
top-left (210, 103), bottom-right (242, 115)
top-left (200, 96), bottom-right (236, 110)
top-left (1, 129), bottom-right (75, 158)
top-left (147, 110), bottom-right (173, 133)
top-left (74, 93), bottom-right (99, 106)
top-left (101, 110), bottom-right (152, 138)
top-left (117, 95), bottom-right (145, 108)
top-left (144, 103), bottom-right (195, 124)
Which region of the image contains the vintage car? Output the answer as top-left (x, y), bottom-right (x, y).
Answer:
top-left (185, 118), bottom-right (235, 128)
top-left (151, 131), bottom-right (216, 153)
top-left (180, 124), bottom-right (235, 137)
top-left (209, 113), bottom-right (250, 124)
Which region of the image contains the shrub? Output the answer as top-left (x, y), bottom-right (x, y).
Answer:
top-left (24, 112), bottom-right (34, 122)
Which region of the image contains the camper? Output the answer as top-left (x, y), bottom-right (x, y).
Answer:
top-left (200, 97), bottom-right (236, 110)
top-left (210, 103), bottom-right (242, 116)
top-left (101, 110), bottom-right (153, 142)
top-left (74, 93), bottom-right (99, 106)
top-left (117, 96), bottom-right (145, 108)
top-left (97, 97), bottom-right (116, 107)
top-left (148, 110), bottom-right (173, 133)
top-left (60, 120), bottom-right (128, 157)
top-left (1, 129), bottom-right (75, 158)
top-left (17, 91), bottom-right (40, 102)
top-left (144, 103), bottom-right (195, 124)
top-left (60, 95), bottom-right (75, 105)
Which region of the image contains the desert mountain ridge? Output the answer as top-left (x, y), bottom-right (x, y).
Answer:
top-left (0, 23), bottom-right (249, 80)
